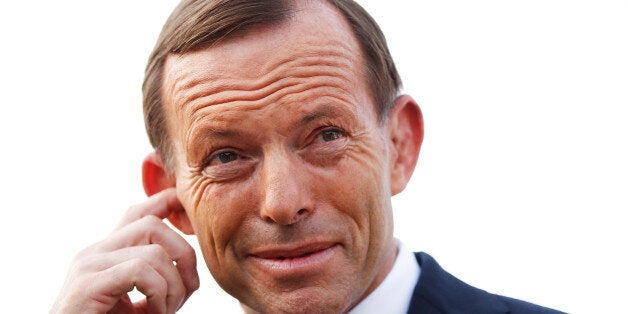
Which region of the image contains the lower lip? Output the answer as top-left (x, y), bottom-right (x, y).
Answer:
top-left (249, 244), bottom-right (340, 277)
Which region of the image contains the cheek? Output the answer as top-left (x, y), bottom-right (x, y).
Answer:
top-left (341, 141), bottom-right (395, 266)
top-left (344, 135), bottom-right (390, 202)
top-left (178, 176), bottom-right (254, 264)
top-left (316, 135), bottom-right (392, 232)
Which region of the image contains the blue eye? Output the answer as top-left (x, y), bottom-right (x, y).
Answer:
top-left (320, 129), bottom-right (343, 142)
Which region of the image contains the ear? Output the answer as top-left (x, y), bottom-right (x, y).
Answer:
top-left (142, 152), bottom-right (195, 235)
top-left (387, 95), bottom-right (424, 195)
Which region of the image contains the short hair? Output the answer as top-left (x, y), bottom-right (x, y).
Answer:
top-left (143, 0), bottom-right (401, 170)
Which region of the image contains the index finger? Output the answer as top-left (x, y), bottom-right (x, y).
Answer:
top-left (115, 188), bottom-right (184, 230)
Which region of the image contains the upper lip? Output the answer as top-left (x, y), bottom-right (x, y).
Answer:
top-left (250, 242), bottom-right (337, 259)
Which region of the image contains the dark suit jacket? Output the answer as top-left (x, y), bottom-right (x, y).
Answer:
top-left (408, 252), bottom-right (565, 314)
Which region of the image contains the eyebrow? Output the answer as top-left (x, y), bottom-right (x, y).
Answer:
top-left (300, 104), bottom-right (344, 124)
top-left (204, 128), bottom-right (237, 139)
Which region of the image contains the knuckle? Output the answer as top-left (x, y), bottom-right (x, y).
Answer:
top-left (190, 274), bottom-right (201, 291)
top-left (127, 258), bottom-right (150, 273)
top-left (138, 215), bottom-right (164, 230)
top-left (71, 248), bottom-right (109, 273)
top-left (74, 243), bottom-right (98, 259)
top-left (181, 244), bottom-right (196, 261)
top-left (151, 276), bottom-right (169, 298)
top-left (71, 254), bottom-right (99, 273)
top-left (143, 214), bottom-right (163, 224)
top-left (126, 203), bottom-right (141, 214)
top-left (73, 274), bottom-right (95, 289)
top-left (170, 282), bottom-right (186, 300)
top-left (145, 244), bottom-right (170, 261)
top-left (123, 205), bottom-right (142, 223)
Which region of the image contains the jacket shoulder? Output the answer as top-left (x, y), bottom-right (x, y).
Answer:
top-left (497, 295), bottom-right (564, 314)
top-left (408, 252), bottom-right (564, 314)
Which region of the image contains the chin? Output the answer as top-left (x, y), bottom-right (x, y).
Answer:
top-left (241, 286), bottom-right (354, 314)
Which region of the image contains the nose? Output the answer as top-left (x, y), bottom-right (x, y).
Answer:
top-left (259, 150), bottom-right (312, 225)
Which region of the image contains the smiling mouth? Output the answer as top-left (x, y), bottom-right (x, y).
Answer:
top-left (253, 242), bottom-right (334, 259)
top-left (249, 242), bottom-right (339, 274)
top-left (275, 250), bottom-right (316, 260)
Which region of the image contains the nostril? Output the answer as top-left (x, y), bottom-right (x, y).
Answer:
top-left (297, 208), bottom-right (306, 215)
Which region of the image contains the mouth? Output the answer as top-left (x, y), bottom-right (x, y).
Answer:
top-left (248, 242), bottom-right (340, 275)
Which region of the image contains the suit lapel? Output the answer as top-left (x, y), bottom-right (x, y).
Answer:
top-left (407, 252), bottom-right (510, 314)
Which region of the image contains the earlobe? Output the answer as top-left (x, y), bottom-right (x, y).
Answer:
top-left (168, 209), bottom-right (195, 235)
top-left (387, 95), bottom-right (424, 195)
top-left (142, 152), bottom-right (195, 235)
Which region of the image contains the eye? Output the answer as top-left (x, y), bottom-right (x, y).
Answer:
top-left (206, 150), bottom-right (239, 166)
top-left (319, 128), bottom-right (345, 142)
top-left (217, 151), bottom-right (238, 163)
top-left (201, 148), bottom-right (256, 181)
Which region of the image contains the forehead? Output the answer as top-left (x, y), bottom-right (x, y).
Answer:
top-left (162, 0), bottom-right (366, 102)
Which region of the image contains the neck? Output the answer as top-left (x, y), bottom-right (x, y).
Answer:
top-left (346, 241), bottom-right (399, 312)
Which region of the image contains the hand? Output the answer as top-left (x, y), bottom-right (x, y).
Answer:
top-left (51, 188), bottom-right (199, 314)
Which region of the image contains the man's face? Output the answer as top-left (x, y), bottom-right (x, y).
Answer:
top-left (162, 2), bottom-right (397, 312)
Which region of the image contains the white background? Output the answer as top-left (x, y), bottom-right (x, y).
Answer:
top-left (0, 1), bottom-right (626, 313)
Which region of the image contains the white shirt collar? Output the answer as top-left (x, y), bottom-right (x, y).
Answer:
top-left (348, 239), bottom-right (421, 314)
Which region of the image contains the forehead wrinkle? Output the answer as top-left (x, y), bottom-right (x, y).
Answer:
top-left (181, 73), bottom-right (357, 135)
top-left (171, 41), bottom-right (354, 103)
top-left (256, 42), bottom-right (355, 79)
top-left (190, 74), bottom-right (352, 118)
top-left (178, 50), bottom-right (361, 150)
top-left (185, 72), bottom-right (347, 119)
top-left (185, 78), bottom-right (357, 150)
top-left (185, 104), bottom-right (251, 147)
top-left (169, 40), bottom-right (358, 116)
top-left (182, 68), bottom-right (354, 122)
